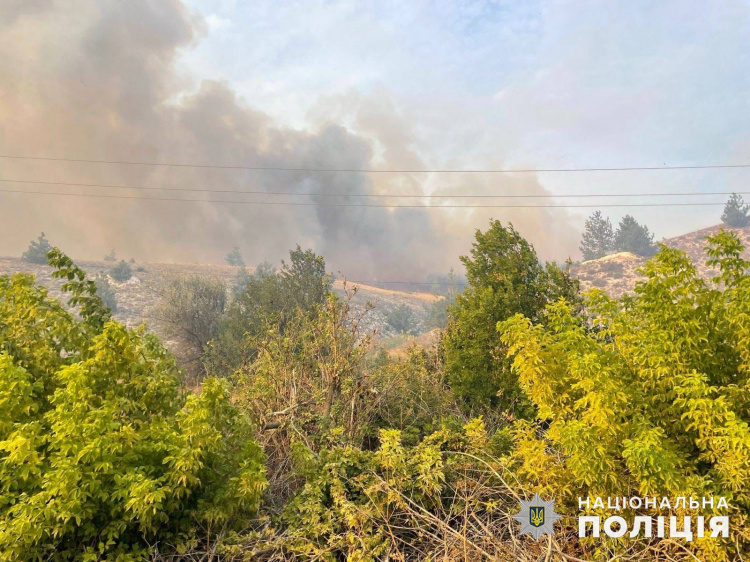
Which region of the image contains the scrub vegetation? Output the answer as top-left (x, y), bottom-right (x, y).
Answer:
top-left (1, 224), bottom-right (749, 561)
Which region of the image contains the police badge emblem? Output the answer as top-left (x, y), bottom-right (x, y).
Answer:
top-left (513, 493), bottom-right (561, 540)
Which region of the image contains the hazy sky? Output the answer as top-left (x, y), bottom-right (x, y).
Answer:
top-left (181, 0), bottom-right (750, 230)
top-left (1, 0), bottom-right (749, 276)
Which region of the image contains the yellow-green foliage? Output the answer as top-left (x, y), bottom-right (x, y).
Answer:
top-left (0, 252), bottom-right (266, 561)
top-left (501, 231), bottom-right (750, 559)
top-left (274, 421), bottom-right (519, 562)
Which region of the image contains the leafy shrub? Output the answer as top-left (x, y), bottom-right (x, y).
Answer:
top-left (109, 259), bottom-right (133, 281)
top-left (0, 250), bottom-right (266, 561)
top-left (369, 346), bottom-right (459, 445)
top-left (423, 294), bottom-right (453, 329)
top-left (233, 290), bottom-right (372, 501)
top-left (153, 275), bottom-right (227, 378)
top-left (233, 421), bottom-right (567, 562)
top-left (721, 193), bottom-right (750, 227)
top-left (500, 231), bottom-right (750, 560)
top-left (205, 247), bottom-right (331, 377)
top-left (442, 220), bottom-right (580, 414)
top-left (94, 274), bottom-right (118, 312)
top-left (21, 232), bottom-right (52, 264)
top-left (385, 303), bottom-right (417, 334)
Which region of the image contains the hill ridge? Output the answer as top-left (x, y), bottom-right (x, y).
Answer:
top-left (572, 223), bottom-right (750, 297)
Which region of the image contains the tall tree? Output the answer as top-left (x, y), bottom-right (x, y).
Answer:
top-left (442, 221), bottom-right (580, 416)
top-left (580, 211), bottom-right (615, 261)
top-left (614, 214), bottom-right (655, 256)
top-left (721, 193), bottom-right (750, 227)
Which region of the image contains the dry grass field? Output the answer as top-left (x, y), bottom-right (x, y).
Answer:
top-left (0, 257), bottom-right (439, 347)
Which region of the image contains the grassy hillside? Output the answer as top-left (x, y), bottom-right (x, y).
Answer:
top-left (0, 257), bottom-right (439, 347)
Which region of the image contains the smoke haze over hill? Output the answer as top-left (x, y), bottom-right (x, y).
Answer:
top-left (0, 0), bottom-right (580, 279)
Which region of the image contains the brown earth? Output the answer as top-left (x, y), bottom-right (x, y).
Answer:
top-left (571, 223), bottom-right (750, 299)
top-left (0, 257), bottom-right (441, 345)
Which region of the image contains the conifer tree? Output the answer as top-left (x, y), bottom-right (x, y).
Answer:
top-left (21, 232), bottom-right (52, 264)
top-left (580, 211), bottom-right (615, 260)
top-left (614, 214), bottom-right (655, 256)
top-left (721, 192), bottom-right (750, 227)
top-left (225, 246), bottom-right (245, 266)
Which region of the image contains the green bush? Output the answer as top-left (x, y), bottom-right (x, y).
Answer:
top-left (109, 259), bottom-right (133, 282)
top-left (0, 250), bottom-right (266, 561)
top-left (384, 303), bottom-right (417, 334)
top-left (276, 422), bottom-right (505, 561)
top-left (153, 275), bottom-right (227, 374)
top-left (442, 221), bottom-right (580, 415)
top-left (369, 346), bottom-right (458, 444)
top-left (21, 232), bottom-right (52, 264)
top-left (501, 231), bottom-right (750, 560)
top-left (205, 247), bottom-right (331, 377)
top-left (423, 294), bottom-right (453, 329)
top-left (233, 292), bottom-right (372, 503)
top-left (94, 274), bottom-right (118, 312)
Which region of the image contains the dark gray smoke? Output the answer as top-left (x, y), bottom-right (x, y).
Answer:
top-left (0, 0), bottom-right (580, 279)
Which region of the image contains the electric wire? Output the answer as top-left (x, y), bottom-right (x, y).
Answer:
top-left (2, 153), bottom-right (750, 174)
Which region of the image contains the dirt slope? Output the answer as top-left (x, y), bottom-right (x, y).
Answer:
top-left (0, 258), bottom-right (439, 339)
top-left (571, 224), bottom-right (750, 298)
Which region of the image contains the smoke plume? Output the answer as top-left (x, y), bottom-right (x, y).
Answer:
top-left (0, 0), bottom-right (580, 279)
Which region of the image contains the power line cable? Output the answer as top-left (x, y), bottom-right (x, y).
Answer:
top-left (0, 177), bottom-right (747, 199)
top-left (2, 153), bottom-right (750, 173)
top-left (0, 187), bottom-right (730, 208)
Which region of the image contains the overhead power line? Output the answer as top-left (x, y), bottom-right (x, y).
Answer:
top-left (0, 187), bottom-right (730, 208)
top-left (0, 178), bottom-right (747, 199)
top-left (2, 153), bottom-right (750, 173)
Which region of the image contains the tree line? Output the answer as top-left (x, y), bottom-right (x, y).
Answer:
top-left (579, 193), bottom-right (750, 261)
